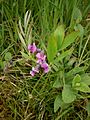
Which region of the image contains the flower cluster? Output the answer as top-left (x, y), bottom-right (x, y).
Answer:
top-left (28, 43), bottom-right (49, 76)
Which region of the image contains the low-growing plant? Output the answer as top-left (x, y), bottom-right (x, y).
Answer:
top-left (16, 10), bottom-right (90, 119)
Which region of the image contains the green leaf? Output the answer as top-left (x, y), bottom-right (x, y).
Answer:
top-left (62, 85), bottom-right (76, 103)
top-left (81, 74), bottom-right (90, 85)
top-left (61, 31), bottom-right (79, 50)
top-left (5, 52), bottom-right (12, 61)
top-left (72, 74), bottom-right (90, 93)
top-left (53, 78), bottom-right (62, 88)
top-left (66, 66), bottom-right (85, 78)
top-left (72, 74), bottom-right (81, 87)
top-left (73, 7), bottom-right (82, 23)
top-left (67, 57), bottom-right (76, 66)
top-left (54, 94), bottom-right (70, 112)
top-left (47, 34), bottom-right (57, 62)
top-left (17, 28), bottom-right (26, 49)
top-left (1, 61), bottom-right (7, 69)
top-left (74, 24), bottom-right (84, 37)
top-left (21, 52), bottom-right (29, 59)
top-left (54, 25), bottom-right (64, 50)
top-left (70, 7), bottom-right (82, 29)
top-left (0, 60), bottom-right (6, 69)
top-left (54, 95), bottom-right (62, 113)
top-left (54, 47), bottom-right (74, 63)
top-left (75, 83), bottom-right (90, 93)
top-left (52, 64), bottom-right (58, 71)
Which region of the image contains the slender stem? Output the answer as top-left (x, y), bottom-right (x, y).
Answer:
top-left (79, 35), bottom-right (90, 64)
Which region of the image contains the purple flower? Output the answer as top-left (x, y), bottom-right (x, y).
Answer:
top-left (30, 65), bottom-right (40, 77)
top-left (32, 66), bottom-right (39, 73)
top-left (28, 43), bottom-right (49, 76)
top-left (30, 70), bottom-right (35, 76)
top-left (41, 62), bottom-right (49, 73)
top-left (36, 51), bottom-right (46, 64)
top-left (28, 43), bottom-right (37, 53)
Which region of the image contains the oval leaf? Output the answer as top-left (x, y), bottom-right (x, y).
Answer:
top-left (5, 52), bottom-right (12, 61)
top-left (72, 74), bottom-right (81, 87)
top-left (54, 47), bottom-right (74, 63)
top-left (73, 7), bottom-right (82, 23)
top-left (54, 95), bottom-right (62, 113)
top-left (66, 66), bottom-right (85, 78)
top-left (54, 25), bottom-right (64, 50)
top-left (74, 24), bottom-right (84, 37)
top-left (62, 85), bottom-right (76, 103)
top-left (75, 83), bottom-right (90, 93)
top-left (61, 31), bottom-right (79, 50)
top-left (81, 74), bottom-right (90, 85)
top-left (53, 78), bottom-right (62, 88)
top-left (47, 34), bottom-right (57, 62)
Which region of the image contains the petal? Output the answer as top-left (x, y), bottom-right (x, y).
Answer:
top-left (28, 44), bottom-right (32, 50)
top-left (32, 66), bottom-right (39, 73)
top-left (36, 52), bottom-right (46, 62)
top-left (32, 43), bottom-right (37, 53)
top-left (28, 43), bottom-right (37, 53)
top-left (30, 71), bottom-right (35, 76)
top-left (41, 62), bottom-right (48, 69)
top-left (36, 53), bottom-right (41, 59)
top-left (42, 55), bottom-right (46, 61)
top-left (44, 68), bottom-right (49, 73)
top-left (37, 59), bottom-right (43, 65)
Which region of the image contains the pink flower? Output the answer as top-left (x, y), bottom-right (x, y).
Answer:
top-left (30, 70), bottom-right (35, 76)
top-left (30, 65), bottom-right (40, 77)
top-left (41, 62), bottom-right (49, 73)
top-left (36, 51), bottom-right (46, 64)
top-left (32, 66), bottom-right (39, 73)
top-left (28, 43), bottom-right (49, 76)
top-left (28, 43), bottom-right (37, 53)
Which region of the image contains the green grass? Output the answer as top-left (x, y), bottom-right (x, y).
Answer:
top-left (0, 0), bottom-right (90, 120)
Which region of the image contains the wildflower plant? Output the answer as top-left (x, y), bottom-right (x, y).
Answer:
top-left (17, 10), bottom-right (90, 117)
